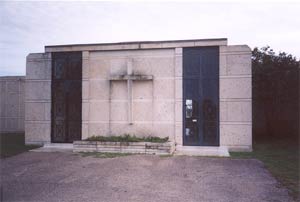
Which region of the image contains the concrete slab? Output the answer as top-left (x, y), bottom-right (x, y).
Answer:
top-left (30, 143), bottom-right (73, 152)
top-left (175, 146), bottom-right (230, 157)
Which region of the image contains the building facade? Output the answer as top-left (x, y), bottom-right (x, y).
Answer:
top-left (25, 38), bottom-right (252, 153)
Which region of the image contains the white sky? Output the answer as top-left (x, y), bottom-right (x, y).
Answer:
top-left (1, 1), bottom-right (300, 76)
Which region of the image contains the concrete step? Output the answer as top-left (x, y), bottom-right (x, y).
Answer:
top-left (30, 143), bottom-right (73, 152)
top-left (175, 146), bottom-right (230, 157)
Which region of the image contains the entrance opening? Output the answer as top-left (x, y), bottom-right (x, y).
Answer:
top-left (183, 47), bottom-right (219, 146)
top-left (51, 52), bottom-right (82, 143)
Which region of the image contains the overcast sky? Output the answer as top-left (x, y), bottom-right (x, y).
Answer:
top-left (1, 1), bottom-right (300, 76)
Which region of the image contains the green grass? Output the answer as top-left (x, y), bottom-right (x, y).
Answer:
top-left (0, 133), bottom-right (40, 158)
top-left (230, 138), bottom-right (299, 200)
top-left (79, 152), bottom-right (133, 158)
top-left (86, 134), bottom-right (169, 143)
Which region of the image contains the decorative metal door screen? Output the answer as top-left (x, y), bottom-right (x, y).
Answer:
top-left (51, 52), bottom-right (82, 143)
top-left (183, 47), bottom-right (219, 146)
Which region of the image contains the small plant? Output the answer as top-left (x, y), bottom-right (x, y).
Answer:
top-left (85, 134), bottom-right (169, 143)
top-left (79, 152), bottom-right (133, 158)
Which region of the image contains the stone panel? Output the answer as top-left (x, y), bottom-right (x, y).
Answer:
top-left (151, 57), bottom-right (175, 78)
top-left (26, 60), bottom-right (51, 80)
top-left (152, 123), bottom-right (174, 139)
top-left (220, 101), bottom-right (227, 121)
top-left (81, 123), bottom-right (89, 139)
top-left (89, 59), bottom-right (111, 79)
top-left (0, 76), bottom-right (25, 133)
top-left (25, 102), bottom-right (45, 121)
top-left (6, 118), bottom-right (19, 132)
top-left (132, 81), bottom-right (152, 100)
top-left (109, 123), bottom-right (172, 138)
top-left (111, 81), bottom-right (127, 100)
top-left (88, 122), bottom-right (109, 136)
top-left (220, 124), bottom-right (252, 146)
top-left (110, 58), bottom-right (127, 76)
top-left (175, 79), bottom-right (182, 99)
top-left (25, 81), bottom-right (51, 100)
top-left (219, 54), bottom-right (227, 76)
top-left (44, 102), bottom-right (51, 121)
top-left (18, 118), bottom-right (24, 131)
top-left (25, 122), bottom-right (51, 143)
top-left (153, 101), bottom-right (174, 122)
top-left (110, 101), bottom-right (128, 122)
top-left (82, 80), bottom-right (89, 100)
top-left (6, 93), bottom-right (19, 117)
top-left (175, 123), bottom-right (183, 146)
top-left (82, 102), bottom-right (89, 121)
top-left (175, 56), bottom-right (183, 77)
top-left (153, 79), bottom-right (174, 99)
top-left (220, 78), bottom-right (251, 99)
top-left (227, 101), bottom-right (252, 122)
top-left (89, 101), bottom-right (109, 121)
top-left (89, 80), bottom-right (110, 100)
top-left (175, 101), bottom-right (183, 122)
top-left (132, 58), bottom-right (153, 76)
top-left (132, 101), bottom-right (153, 122)
top-left (227, 54), bottom-right (251, 75)
top-left (82, 59), bottom-right (90, 80)
top-left (6, 81), bottom-right (19, 92)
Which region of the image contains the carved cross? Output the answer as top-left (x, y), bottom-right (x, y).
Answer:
top-left (110, 59), bottom-right (153, 124)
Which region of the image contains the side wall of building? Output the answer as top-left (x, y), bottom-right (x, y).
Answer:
top-left (25, 53), bottom-right (51, 145)
top-left (0, 76), bottom-right (25, 133)
top-left (219, 45), bottom-right (252, 151)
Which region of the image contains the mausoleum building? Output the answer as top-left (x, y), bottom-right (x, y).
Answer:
top-left (25, 38), bottom-right (252, 154)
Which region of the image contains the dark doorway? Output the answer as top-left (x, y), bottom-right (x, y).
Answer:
top-left (51, 52), bottom-right (82, 143)
top-left (183, 47), bottom-right (219, 146)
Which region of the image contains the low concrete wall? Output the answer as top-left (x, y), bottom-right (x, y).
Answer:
top-left (0, 76), bottom-right (25, 133)
top-left (73, 141), bottom-right (174, 155)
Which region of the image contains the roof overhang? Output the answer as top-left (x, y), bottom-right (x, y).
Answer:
top-left (45, 38), bottom-right (228, 53)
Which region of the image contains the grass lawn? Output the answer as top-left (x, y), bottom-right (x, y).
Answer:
top-left (0, 133), bottom-right (40, 158)
top-left (230, 138), bottom-right (300, 200)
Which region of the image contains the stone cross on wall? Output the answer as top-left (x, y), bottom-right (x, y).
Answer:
top-left (110, 59), bottom-right (153, 124)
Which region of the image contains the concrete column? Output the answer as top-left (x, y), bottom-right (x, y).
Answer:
top-left (82, 51), bottom-right (90, 140)
top-left (174, 48), bottom-right (183, 146)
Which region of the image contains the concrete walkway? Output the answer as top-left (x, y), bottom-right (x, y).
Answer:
top-left (1, 152), bottom-right (293, 202)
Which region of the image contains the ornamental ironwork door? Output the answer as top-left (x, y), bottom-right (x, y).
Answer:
top-left (51, 52), bottom-right (82, 143)
top-left (183, 47), bottom-right (219, 146)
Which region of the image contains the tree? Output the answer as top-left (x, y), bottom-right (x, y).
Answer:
top-left (252, 46), bottom-right (299, 139)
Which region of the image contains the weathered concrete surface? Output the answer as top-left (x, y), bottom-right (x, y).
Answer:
top-left (0, 76), bottom-right (25, 133)
top-left (1, 152), bottom-right (293, 202)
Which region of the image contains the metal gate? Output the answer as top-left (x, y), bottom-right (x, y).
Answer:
top-left (183, 47), bottom-right (219, 146)
top-left (51, 52), bottom-right (82, 143)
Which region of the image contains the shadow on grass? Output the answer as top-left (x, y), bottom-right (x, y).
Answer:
top-left (230, 138), bottom-right (299, 200)
top-left (0, 133), bottom-right (40, 158)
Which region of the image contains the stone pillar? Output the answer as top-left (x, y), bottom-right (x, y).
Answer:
top-left (25, 53), bottom-right (51, 145)
top-left (219, 45), bottom-right (252, 151)
top-left (82, 51), bottom-right (90, 140)
top-left (174, 48), bottom-right (183, 146)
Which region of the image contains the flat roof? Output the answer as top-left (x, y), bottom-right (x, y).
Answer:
top-left (45, 38), bottom-right (228, 52)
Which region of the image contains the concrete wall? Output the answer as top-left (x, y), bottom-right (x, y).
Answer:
top-left (219, 45), bottom-right (252, 151)
top-left (0, 76), bottom-right (25, 133)
top-left (83, 49), bottom-right (177, 143)
top-left (25, 53), bottom-right (51, 145)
